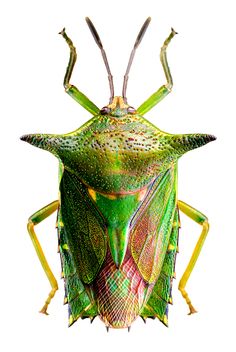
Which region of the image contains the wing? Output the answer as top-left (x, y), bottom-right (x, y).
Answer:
top-left (140, 207), bottom-right (180, 325)
top-left (58, 222), bottom-right (98, 325)
top-left (130, 166), bottom-right (177, 283)
top-left (60, 168), bottom-right (107, 284)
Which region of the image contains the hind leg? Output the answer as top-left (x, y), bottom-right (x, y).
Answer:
top-left (27, 200), bottom-right (59, 314)
top-left (178, 200), bottom-right (209, 314)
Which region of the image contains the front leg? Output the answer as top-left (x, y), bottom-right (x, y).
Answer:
top-left (59, 28), bottom-right (100, 115)
top-left (178, 200), bottom-right (210, 315)
top-left (137, 28), bottom-right (177, 115)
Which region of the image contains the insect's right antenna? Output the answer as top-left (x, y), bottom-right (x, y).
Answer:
top-left (85, 17), bottom-right (114, 103)
top-left (122, 17), bottom-right (151, 103)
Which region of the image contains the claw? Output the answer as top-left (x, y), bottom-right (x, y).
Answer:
top-left (40, 304), bottom-right (49, 315)
top-left (188, 304), bottom-right (198, 315)
top-left (59, 28), bottom-right (66, 36)
top-left (171, 27), bottom-right (178, 35)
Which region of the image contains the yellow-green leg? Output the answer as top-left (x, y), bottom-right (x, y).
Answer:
top-left (137, 28), bottom-right (177, 115)
top-left (59, 28), bottom-right (100, 115)
top-left (178, 200), bottom-right (209, 315)
top-left (27, 200), bottom-right (59, 314)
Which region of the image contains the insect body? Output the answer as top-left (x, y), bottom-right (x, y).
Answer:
top-left (21, 17), bottom-right (215, 329)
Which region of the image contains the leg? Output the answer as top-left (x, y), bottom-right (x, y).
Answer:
top-left (27, 200), bottom-right (59, 314)
top-left (137, 28), bottom-right (177, 115)
top-left (177, 200), bottom-right (209, 314)
top-left (59, 28), bottom-right (100, 115)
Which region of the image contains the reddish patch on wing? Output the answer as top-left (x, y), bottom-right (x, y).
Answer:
top-left (94, 251), bottom-right (148, 328)
top-left (130, 169), bottom-right (177, 283)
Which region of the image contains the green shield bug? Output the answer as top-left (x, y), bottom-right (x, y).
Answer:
top-left (21, 17), bottom-right (216, 330)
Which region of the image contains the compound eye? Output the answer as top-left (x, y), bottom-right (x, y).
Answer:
top-left (127, 106), bottom-right (136, 114)
top-left (100, 106), bottom-right (111, 115)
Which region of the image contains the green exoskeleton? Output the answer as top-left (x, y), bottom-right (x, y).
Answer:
top-left (21, 17), bottom-right (215, 329)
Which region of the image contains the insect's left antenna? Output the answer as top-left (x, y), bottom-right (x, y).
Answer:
top-left (85, 17), bottom-right (114, 103)
top-left (122, 17), bottom-right (151, 103)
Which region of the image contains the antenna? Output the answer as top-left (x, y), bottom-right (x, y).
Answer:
top-left (85, 17), bottom-right (114, 103)
top-left (122, 17), bottom-right (151, 103)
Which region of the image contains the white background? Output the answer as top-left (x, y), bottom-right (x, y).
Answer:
top-left (0, 0), bottom-right (235, 351)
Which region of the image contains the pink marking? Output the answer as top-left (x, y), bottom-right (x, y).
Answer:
top-left (94, 251), bottom-right (149, 328)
